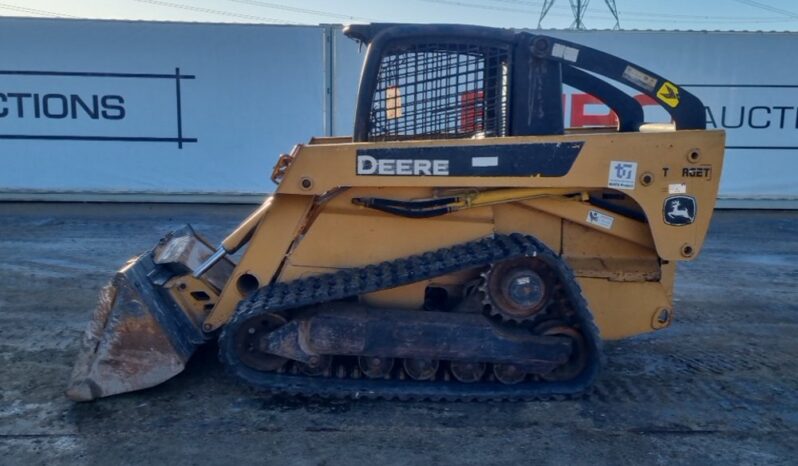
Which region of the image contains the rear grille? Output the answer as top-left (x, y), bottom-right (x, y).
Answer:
top-left (368, 42), bottom-right (511, 141)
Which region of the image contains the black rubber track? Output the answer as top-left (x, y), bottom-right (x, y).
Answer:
top-left (218, 233), bottom-right (603, 401)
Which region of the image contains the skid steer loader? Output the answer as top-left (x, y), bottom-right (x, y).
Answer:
top-left (66, 24), bottom-right (724, 401)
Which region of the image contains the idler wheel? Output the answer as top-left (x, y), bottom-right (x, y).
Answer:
top-left (358, 356), bottom-right (394, 379)
top-left (298, 355), bottom-right (332, 376)
top-left (485, 257), bottom-right (552, 321)
top-left (493, 364), bottom-right (527, 385)
top-left (234, 312), bottom-right (288, 372)
top-left (535, 321), bottom-right (587, 382)
top-left (403, 358), bottom-right (439, 381)
top-left (450, 361), bottom-right (486, 383)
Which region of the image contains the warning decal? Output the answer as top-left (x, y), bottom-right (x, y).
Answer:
top-left (656, 81), bottom-right (680, 108)
top-left (586, 210), bottom-right (614, 229)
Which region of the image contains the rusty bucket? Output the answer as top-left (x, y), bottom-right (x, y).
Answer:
top-left (66, 227), bottom-right (226, 401)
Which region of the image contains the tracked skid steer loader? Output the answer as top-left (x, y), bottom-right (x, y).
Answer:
top-left (67, 24), bottom-right (724, 401)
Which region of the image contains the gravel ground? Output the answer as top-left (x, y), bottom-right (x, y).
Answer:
top-left (0, 203), bottom-right (796, 465)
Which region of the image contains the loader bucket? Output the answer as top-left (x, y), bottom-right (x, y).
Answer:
top-left (66, 227), bottom-right (223, 401)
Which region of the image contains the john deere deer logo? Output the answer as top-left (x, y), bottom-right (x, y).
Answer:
top-left (663, 195), bottom-right (696, 226)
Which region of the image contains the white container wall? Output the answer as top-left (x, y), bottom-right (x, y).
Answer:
top-left (1, 17), bottom-right (796, 202)
top-left (0, 18), bottom-right (326, 199)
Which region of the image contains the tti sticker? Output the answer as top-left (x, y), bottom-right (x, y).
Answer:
top-left (608, 161), bottom-right (638, 190)
top-left (664, 195), bottom-right (696, 226)
top-left (657, 81), bottom-right (680, 108)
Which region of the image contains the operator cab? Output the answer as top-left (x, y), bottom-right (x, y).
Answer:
top-left (344, 23), bottom-right (705, 142)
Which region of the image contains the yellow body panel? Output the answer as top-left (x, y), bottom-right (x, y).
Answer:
top-left (201, 130), bottom-right (724, 340)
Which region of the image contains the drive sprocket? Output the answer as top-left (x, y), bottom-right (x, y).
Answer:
top-left (480, 256), bottom-right (558, 325)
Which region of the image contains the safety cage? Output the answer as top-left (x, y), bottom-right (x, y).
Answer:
top-left (369, 41), bottom-right (511, 141)
top-left (345, 24), bottom-right (706, 143)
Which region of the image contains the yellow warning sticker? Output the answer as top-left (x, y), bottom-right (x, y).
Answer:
top-left (656, 81), bottom-right (680, 108)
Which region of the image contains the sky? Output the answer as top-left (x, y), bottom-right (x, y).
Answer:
top-left (1, 0), bottom-right (798, 31)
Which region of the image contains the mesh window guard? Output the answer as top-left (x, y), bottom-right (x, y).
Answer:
top-left (368, 42), bottom-right (511, 141)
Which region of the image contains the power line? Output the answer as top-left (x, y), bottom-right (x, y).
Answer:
top-left (0, 2), bottom-right (77, 18)
top-left (223, 0), bottom-right (376, 22)
top-left (493, 0), bottom-right (796, 20)
top-left (424, 0), bottom-right (797, 24)
top-left (730, 0), bottom-right (798, 18)
top-left (131, 0), bottom-right (296, 23)
top-left (424, 0), bottom-right (601, 18)
top-left (424, 0), bottom-right (546, 16)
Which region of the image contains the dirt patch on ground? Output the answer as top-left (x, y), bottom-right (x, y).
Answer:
top-left (1, 203), bottom-right (796, 465)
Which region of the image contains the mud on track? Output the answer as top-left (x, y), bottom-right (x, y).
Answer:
top-left (1, 203), bottom-right (796, 465)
